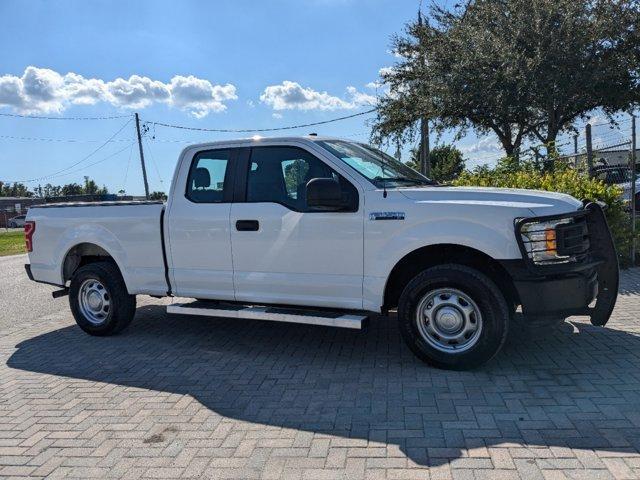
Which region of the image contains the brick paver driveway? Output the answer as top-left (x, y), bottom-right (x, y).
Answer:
top-left (1, 254), bottom-right (640, 479)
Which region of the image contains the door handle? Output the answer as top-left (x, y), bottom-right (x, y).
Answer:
top-left (236, 220), bottom-right (259, 231)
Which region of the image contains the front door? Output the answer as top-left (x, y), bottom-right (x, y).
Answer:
top-left (166, 148), bottom-right (236, 300)
top-left (230, 145), bottom-right (364, 310)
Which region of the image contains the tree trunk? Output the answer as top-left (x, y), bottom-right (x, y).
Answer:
top-left (545, 131), bottom-right (559, 157)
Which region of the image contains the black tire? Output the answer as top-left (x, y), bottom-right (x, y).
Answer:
top-left (69, 261), bottom-right (136, 336)
top-left (397, 264), bottom-right (509, 370)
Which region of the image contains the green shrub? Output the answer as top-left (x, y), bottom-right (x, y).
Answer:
top-left (453, 159), bottom-right (637, 268)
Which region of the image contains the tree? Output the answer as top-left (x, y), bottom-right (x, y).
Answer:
top-left (0, 182), bottom-right (32, 197)
top-left (407, 145), bottom-right (466, 182)
top-left (149, 191), bottom-right (167, 201)
top-left (33, 184), bottom-right (63, 198)
top-left (373, 0), bottom-right (640, 158)
top-left (83, 176), bottom-right (108, 195)
top-left (61, 183), bottom-right (83, 196)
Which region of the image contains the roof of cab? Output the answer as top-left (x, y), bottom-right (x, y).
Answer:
top-left (182, 135), bottom-right (352, 151)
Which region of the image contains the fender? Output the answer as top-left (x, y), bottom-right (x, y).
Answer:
top-left (56, 224), bottom-right (129, 289)
top-left (369, 217), bottom-right (522, 279)
top-left (362, 217), bottom-right (524, 311)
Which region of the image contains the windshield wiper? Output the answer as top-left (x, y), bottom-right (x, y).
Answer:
top-left (375, 176), bottom-right (434, 186)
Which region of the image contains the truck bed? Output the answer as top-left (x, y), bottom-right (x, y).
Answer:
top-left (27, 201), bottom-right (169, 296)
top-left (31, 200), bottom-right (163, 208)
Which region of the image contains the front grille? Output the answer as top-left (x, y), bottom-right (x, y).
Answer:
top-left (556, 215), bottom-right (590, 260)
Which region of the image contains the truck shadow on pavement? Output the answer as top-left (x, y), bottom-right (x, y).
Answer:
top-left (7, 305), bottom-right (640, 467)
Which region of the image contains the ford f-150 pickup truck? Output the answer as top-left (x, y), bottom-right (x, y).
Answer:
top-left (24, 136), bottom-right (619, 370)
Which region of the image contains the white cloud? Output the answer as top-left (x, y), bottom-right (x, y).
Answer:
top-left (345, 86), bottom-right (376, 106)
top-left (364, 67), bottom-right (397, 94)
top-left (378, 66), bottom-right (396, 77)
top-left (272, 112), bottom-right (283, 119)
top-left (260, 81), bottom-right (376, 111)
top-left (0, 66), bottom-right (237, 117)
top-left (459, 136), bottom-right (503, 156)
top-left (167, 75), bottom-right (237, 118)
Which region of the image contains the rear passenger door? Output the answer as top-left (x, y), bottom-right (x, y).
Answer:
top-left (229, 145), bottom-right (364, 310)
top-left (166, 148), bottom-right (237, 300)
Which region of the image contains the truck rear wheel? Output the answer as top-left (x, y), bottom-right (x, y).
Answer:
top-left (69, 261), bottom-right (136, 336)
top-left (397, 264), bottom-right (509, 370)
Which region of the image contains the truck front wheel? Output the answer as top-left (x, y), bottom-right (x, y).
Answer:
top-left (397, 264), bottom-right (509, 370)
top-left (69, 261), bottom-right (136, 336)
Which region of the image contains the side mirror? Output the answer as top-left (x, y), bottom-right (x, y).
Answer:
top-left (306, 177), bottom-right (343, 210)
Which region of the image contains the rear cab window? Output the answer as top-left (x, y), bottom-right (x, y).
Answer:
top-left (185, 149), bottom-right (233, 203)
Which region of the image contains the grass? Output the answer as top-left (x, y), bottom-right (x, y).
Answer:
top-left (0, 230), bottom-right (26, 256)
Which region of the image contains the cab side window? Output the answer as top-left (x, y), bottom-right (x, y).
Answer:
top-left (186, 149), bottom-right (232, 203)
top-left (246, 146), bottom-right (358, 212)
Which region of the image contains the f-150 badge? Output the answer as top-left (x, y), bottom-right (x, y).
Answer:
top-left (369, 211), bottom-right (405, 221)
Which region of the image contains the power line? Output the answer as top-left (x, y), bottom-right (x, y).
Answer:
top-left (143, 137), bottom-right (165, 188)
top-left (121, 142), bottom-right (135, 193)
top-left (0, 112), bottom-right (132, 121)
top-left (144, 108), bottom-right (377, 133)
top-left (0, 134), bottom-right (132, 143)
top-left (2, 118), bottom-right (133, 183)
top-left (590, 117), bottom-right (632, 128)
top-left (39, 142), bottom-right (137, 182)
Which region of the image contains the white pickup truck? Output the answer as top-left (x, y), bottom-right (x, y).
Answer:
top-left (25, 136), bottom-right (619, 369)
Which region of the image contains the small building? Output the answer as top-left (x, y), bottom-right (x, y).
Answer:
top-left (593, 148), bottom-right (640, 166)
top-left (0, 197), bottom-right (45, 228)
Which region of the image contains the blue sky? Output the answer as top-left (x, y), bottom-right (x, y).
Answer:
top-left (1, 0), bottom-right (460, 194)
top-left (0, 0), bottom-right (626, 195)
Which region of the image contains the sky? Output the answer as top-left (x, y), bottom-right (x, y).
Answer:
top-left (0, 0), bottom-right (632, 195)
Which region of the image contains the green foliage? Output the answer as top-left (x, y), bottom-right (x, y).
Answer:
top-left (454, 159), bottom-right (637, 267)
top-left (283, 160), bottom-right (309, 198)
top-left (82, 177), bottom-right (108, 195)
top-left (407, 145), bottom-right (465, 182)
top-left (0, 231), bottom-right (25, 257)
top-left (0, 182), bottom-right (32, 198)
top-left (30, 178), bottom-right (109, 198)
top-left (149, 191), bottom-right (167, 201)
top-left (373, 0), bottom-right (640, 157)
top-left (33, 184), bottom-right (62, 198)
top-left (61, 183), bottom-right (83, 196)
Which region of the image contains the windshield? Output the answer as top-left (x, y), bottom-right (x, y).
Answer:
top-left (316, 140), bottom-right (434, 188)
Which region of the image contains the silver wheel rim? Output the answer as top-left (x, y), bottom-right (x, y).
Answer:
top-left (415, 288), bottom-right (482, 353)
top-left (78, 279), bottom-right (111, 325)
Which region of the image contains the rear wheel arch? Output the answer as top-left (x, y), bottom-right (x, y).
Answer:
top-left (62, 243), bottom-right (122, 283)
top-left (383, 244), bottom-right (519, 312)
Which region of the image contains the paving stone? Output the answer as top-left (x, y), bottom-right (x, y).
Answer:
top-left (2, 256), bottom-right (640, 479)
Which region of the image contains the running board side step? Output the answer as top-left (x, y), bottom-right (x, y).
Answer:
top-left (167, 301), bottom-right (367, 329)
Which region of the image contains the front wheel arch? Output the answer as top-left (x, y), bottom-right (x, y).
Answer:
top-left (383, 244), bottom-right (519, 312)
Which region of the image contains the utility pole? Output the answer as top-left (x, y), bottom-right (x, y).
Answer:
top-left (573, 134), bottom-right (578, 168)
top-left (135, 112), bottom-right (150, 199)
top-left (420, 117), bottom-right (430, 177)
top-left (585, 123), bottom-right (593, 173)
top-left (631, 113), bottom-right (637, 265)
top-left (417, 8), bottom-right (430, 178)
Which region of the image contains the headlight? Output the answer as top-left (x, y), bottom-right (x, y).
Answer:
top-left (519, 218), bottom-right (575, 265)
